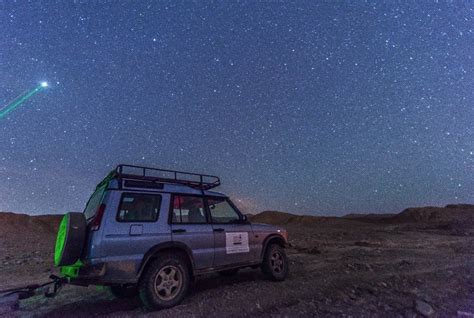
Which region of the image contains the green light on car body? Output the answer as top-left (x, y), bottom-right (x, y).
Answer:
top-left (54, 214), bottom-right (68, 266)
top-left (60, 260), bottom-right (83, 278)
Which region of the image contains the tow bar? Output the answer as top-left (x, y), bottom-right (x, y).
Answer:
top-left (0, 275), bottom-right (67, 314)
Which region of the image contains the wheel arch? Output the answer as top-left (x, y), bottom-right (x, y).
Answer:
top-left (137, 242), bottom-right (195, 279)
top-left (260, 234), bottom-right (286, 262)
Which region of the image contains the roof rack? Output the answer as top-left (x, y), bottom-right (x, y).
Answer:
top-left (115, 164), bottom-right (221, 190)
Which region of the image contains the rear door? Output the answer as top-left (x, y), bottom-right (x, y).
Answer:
top-left (100, 192), bottom-right (170, 266)
top-left (170, 194), bottom-right (214, 270)
top-left (207, 197), bottom-right (254, 267)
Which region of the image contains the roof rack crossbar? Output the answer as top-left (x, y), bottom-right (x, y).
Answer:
top-left (115, 164), bottom-right (221, 190)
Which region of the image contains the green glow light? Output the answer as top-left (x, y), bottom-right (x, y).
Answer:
top-left (54, 214), bottom-right (68, 266)
top-left (0, 83), bottom-right (47, 119)
top-left (60, 260), bottom-right (83, 278)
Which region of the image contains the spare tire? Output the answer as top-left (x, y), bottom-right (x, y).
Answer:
top-left (54, 212), bottom-right (87, 266)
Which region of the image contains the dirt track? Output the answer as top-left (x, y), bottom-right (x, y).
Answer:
top-left (1, 209), bottom-right (474, 317)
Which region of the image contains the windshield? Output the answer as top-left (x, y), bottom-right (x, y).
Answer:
top-left (83, 184), bottom-right (107, 220)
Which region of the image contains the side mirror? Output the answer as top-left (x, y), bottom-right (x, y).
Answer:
top-left (241, 215), bottom-right (248, 222)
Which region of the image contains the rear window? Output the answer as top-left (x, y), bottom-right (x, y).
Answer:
top-left (117, 193), bottom-right (161, 222)
top-left (83, 184), bottom-right (107, 220)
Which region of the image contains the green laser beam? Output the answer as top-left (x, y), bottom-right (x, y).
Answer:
top-left (0, 84), bottom-right (46, 119)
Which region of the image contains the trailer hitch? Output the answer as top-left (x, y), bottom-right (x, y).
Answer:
top-left (44, 274), bottom-right (67, 298)
top-left (0, 274), bottom-right (68, 314)
top-left (0, 274), bottom-right (67, 301)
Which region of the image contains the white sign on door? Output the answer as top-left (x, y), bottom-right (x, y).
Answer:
top-left (225, 232), bottom-right (249, 254)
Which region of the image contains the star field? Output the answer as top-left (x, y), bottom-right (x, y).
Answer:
top-left (0, 2), bottom-right (473, 215)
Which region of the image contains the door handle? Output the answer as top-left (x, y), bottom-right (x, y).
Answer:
top-left (213, 228), bottom-right (225, 232)
top-left (172, 229), bottom-right (186, 233)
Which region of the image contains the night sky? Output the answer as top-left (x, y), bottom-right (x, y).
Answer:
top-left (1, 2), bottom-right (473, 216)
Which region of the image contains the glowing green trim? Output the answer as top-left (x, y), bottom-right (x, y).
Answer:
top-left (60, 260), bottom-right (83, 278)
top-left (0, 84), bottom-right (45, 119)
top-left (54, 214), bottom-right (68, 266)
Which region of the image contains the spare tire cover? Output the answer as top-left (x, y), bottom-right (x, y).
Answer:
top-left (54, 212), bottom-right (87, 266)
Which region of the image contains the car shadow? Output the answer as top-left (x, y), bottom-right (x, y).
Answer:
top-left (189, 269), bottom-right (266, 295)
top-left (38, 269), bottom-right (266, 317)
top-left (39, 295), bottom-right (142, 317)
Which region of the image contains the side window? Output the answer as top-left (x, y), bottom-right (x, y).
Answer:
top-left (207, 198), bottom-right (241, 223)
top-left (117, 193), bottom-right (161, 222)
top-left (172, 195), bottom-right (206, 224)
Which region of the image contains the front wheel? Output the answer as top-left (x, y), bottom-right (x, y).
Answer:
top-left (138, 253), bottom-right (190, 310)
top-left (261, 243), bottom-right (289, 281)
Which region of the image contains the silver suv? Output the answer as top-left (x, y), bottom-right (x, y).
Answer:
top-left (54, 164), bottom-right (289, 310)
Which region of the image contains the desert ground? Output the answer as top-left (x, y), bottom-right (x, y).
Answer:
top-left (0, 205), bottom-right (473, 317)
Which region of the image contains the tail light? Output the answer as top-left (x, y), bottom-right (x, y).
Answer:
top-left (90, 204), bottom-right (106, 231)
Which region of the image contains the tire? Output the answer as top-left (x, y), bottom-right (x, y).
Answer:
top-left (110, 285), bottom-right (139, 299)
top-left (54, 212), bottom-right (87, 266)
top-left (138, 253), bottom-right (190, 310)
top-left (218, 268), bottom-right (239, 277)
top-left (261, 243), bottom-right (289, 281)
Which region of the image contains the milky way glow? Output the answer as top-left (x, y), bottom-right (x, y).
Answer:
top-left (0, 83), bottom-right (48, 120)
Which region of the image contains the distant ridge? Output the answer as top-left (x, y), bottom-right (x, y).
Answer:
top-left (393, 204), bottom-right (474, 223)
top-left (343, 213), bottom-right (397, 219)
top-left (249, 211), bottom-right (299, 224)
top-left (250, 204), bottom-right (474, 228)
top-left (1, 204), bottom-right (472, 234)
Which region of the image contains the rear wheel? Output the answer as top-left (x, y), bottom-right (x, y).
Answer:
top-left (110, 285), bottom-right (138, 299)
top-left (138, 253), bottom-right (190, 310)
top-left (261, 243), bottom-right (289, 281)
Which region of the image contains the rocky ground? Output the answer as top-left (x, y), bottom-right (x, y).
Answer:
top-left (0, 205), bottom-right (473, 317)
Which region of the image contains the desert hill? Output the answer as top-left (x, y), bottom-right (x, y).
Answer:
top-left (393, 204), bottom-right (474, 223)
top-left (251, 204), bottom-right (474, 229)
top-left (343, 213), bottom-right (397, 219)
top-left (249, 210), bottom-right (301, 224)
top-left (0, 212), bottom-right (63, 289)
top-left (0, 212), bottom-right (62, 236)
